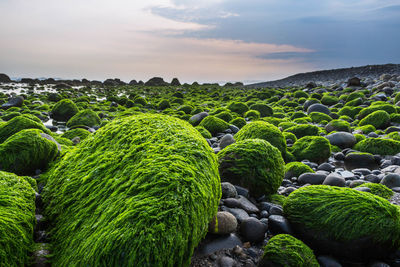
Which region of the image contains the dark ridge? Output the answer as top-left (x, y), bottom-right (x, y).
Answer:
top-left (246, 63), bottom-right (400, 88)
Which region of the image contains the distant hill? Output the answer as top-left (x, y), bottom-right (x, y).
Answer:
top-left (246, 63), bottom-right (400, 88)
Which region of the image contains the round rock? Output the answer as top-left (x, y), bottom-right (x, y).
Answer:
top-left (240, 217), bottom-right (266, 243)
top-left (326, 132), bottom-right (356, 149)
top-left (380, 173), bottom-right (400, 189)
top-left (208, 211), bottom-right (238, 235)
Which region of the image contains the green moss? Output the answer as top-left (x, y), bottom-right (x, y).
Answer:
top-left (309, 112), bottom-right (332, 123)
top-left (358, 104), bottom-right (396, 119)
top-left (278, 122), bottom-right (296, 130)
top-left (61, 128), bottom-right (91, 141)
top-left (359, 110), bottom-right (390, 129)
top-left (0, 129), bottom-right (59, 175)
top-left (51, 99), bottom-right (79, 121)
top-left (227, 101), bottom-right (249, 116)
top-left (290, 111), bottom-right (308, 120)
top-left (293, 90), bottom-right (309, 99)
top-left (218, 139), bottom-right (284, 197)
top-left (1, 111), bottom-right (21, 121)
top-left (284, 124), bottom-right (320, 139)
top-left (177, 105), bottom-right (193, 115)
top-left (284, 162), bottom-right (314, 178)
top-left (260, 234), bottom-right (319, 267)
top-left (355, 124), bottom-right (376, 134)
top-left (338, 106), bottom-right (362, 119)
top-left (355, 183), bottom-right (394, 199)
top-left (229, 117), bottom-right (246, 129)
top-left (283, 132), bottom-right (297, 143)
top-left (321, 95), bottom-right (339, 106)
top-left (249, 103), bottom-right (273, 117)
top-left (354, 133), bottom-right (366, 143)
top-left (199, 115), bottom-right (229, 136)
top-left (215, 111), bottom-right (233, 122)
top-left (284, 185), bottom-right (400, 246)
top-left (0, 116), bottom-right (51, 143)
top-left (42, 114), bottom-right (221, 267)
top-left (235, 121), bottom-right (286, 156)
top-left (291, 136), bottom-right (331, 164)
top-left (244, 109), bottom-right (260, 120)
top-left (0, 171), bottom-right (36, 266)
top-left (293, 117), bottom-right (311, 124)
top-left (390, 113), bottom-right (400, 123)
top-left (195, 126), bottom-right (212, 139)
top-left (265, 194), bottom-right (287, 206)
top-left (66, 109), bottom-right (101, 128)
top-left (354, 138), bottom-right (400, 155)
top-left (347, 92), bottom-right (365, 102)
top-left (325, 119), bottom-right (351, 133)
top-left (157, 99), bottom-right (171, 110)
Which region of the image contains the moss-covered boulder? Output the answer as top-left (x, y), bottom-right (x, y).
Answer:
top-left (229, 117), bottom-right (247, 129)
top-left (199, 115), bottom-right (229, 136)
top-left (358, 110), bottom-right (390, 129)
top-left (284, 162), bottom-right (314, 179)
top-left (284, 185), bottom-right (400, 260)
top-left (42, 114), bottom-right (221, 266)
top-left (259, 234), bottom-right (319, 267)
top-left (325, 119), bottom-right (351, 133)
top-left (0, 115), bottom-right (51, 143)
top-left (227, 101), bottom-right (249, 116)
top-left (354, 138), bottom-right (400, 155)
top-left (0, 129), bottom-right (59, 175)
top-left (0, 171), bottom-right (36, 266)
top-left (284, 124), bottom-right (320, 139)
top-left (217, 139), bottom-right (284, 197)
top-left (66, 109), bottom-right (101, 128)
top-left (61, 128), bottom-right (91, 141)
top-left (235, 121), bottom-right (286, 156)
top-left (50, 99), bottom-right (79, 121)
top-left (249, 103), bottom-right (273, 117)
top-left (291, 136), bottom-right (331, 164)
top-left (355, 183), bottom-right (394, 200)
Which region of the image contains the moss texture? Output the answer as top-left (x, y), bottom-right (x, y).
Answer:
top-left (355, 138), bottom-right (400, 155)
top-left (51, 99), bottom-right (79, 121)
top-left (227, 101), bottom-right (249, 116)
top-left (0, 115), bottom-right (51, 143)
top-left (229, 117), bottom-right (247, 129)
top-left (249, 103), bottom-right (273, 117)
top-left (355, 183), bottom-right (394, 200)
top-left (66, 109), bottom-right (101, 128)
top-left (0, 171), bottom-right (36, 267)
top-left (61, 128), bottom-right (91, 141)
top-left (195, 126), bottom-right (212, 139)
top-left (284, 162), bottom-right (314, 178)
top-left (217, 139), bottom-right (284, 197)
top-left (244, 109), bottom-right (260, 120)
top-left (325, 119), bottom-right (351, 133)
top-left (284, 185), bottom-right (400, 246)
top-left (0, 129), bottom-right (59, 175)
top-left (199, 115), bottom-right (229, 135)
top-left (358, 110), bottom-right (390, 129)
top-left (309, 112), bottom-right (332, 123)
top-left (358, 104), bottom-right (396, 119)
top-left (42, 114), bottom-right (221, 267)
top-left (291, 136), bottom-right (331, 164)
top-left (259, 234), bottom-right (319, 267)
top-left (284, 124), bottom-right (320, 139)
top-left (235, 121), bottom-right (286, 156)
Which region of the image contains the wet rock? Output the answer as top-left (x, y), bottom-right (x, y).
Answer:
top-left (221, 182), bottom-right (238, 199)
top-left (381, 173), bottom-right (400, 189)
top-left (209, 211), bottom-right (238, 235)
top-left (307, 103), bottom-right (331, 115)
top-left (326, 132), bottom-right (356, 149)
top-left (345, 152), bottom-right (378, 170)
top-left (317, 255), bottom-right (343, 267)
top-left (189, 112), bottom-right (208, 126)
top-left (197, 234), bottom-right (243, 256)
top-left (268, 215), bottom-right (293, 235)
top-left (226, 208), bottom-right (249, 223)
top-left (323, 173), bottom-right (346, 187)
top-left (298, 173), bottom-right (327, 185)
top-left (1, 96), bottom-right (24, 109)
top-left (220, 134), bottom-right (235, 149)
top-left (240, 217), bottom-right (266, 243)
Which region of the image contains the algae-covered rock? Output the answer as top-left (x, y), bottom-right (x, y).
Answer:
top-left (284, 162), bottom-right (314, 179)
top-left (50, 99), bottom-right (79, 121)
top-left (259, 234), bottom-right (319, 267)
top-left (284, 124), bottom-right (320, 139)
top-left (217, 139), bottom-right (284, 197)
top-left (0, 129), bottom-right (59, 175)
top-left (61, 128), bottom-right (91, 141)
top-left (0, 115), bottom-right (51, 143)
top-left (283, 185), bottom-right (400, 260)
top-left (199, 115), bottom-right (229, 135)
top-left (0, 171), bottom-right (36, 266)
top-left (355, 183), bottom-right (393, 199)
top-left (355, 137), bottom-right (400, 155)
top-left (358, 110), bottom-right (390, 129)
top-left (42, 114), bottom-right (221, 267)
top-left (66, 109), bottom-right (101, 128)
top-left (291, 136), bottom-right (331, 163)
top-left (235, 121), bottom-right (286, 156)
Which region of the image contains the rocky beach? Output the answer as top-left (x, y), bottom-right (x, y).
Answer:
top-left (0, 64), bottom-right (400, 266)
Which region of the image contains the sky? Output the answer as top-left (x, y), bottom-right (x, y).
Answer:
top-left (0, 0), bottom-right (399, 84)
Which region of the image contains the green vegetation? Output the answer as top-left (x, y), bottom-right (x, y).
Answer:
top-left (227, 101), bottom-right (249, 116)
top-left (61, 128), bottom-right (91, 141)
top-left (325, 119), bottom-right (351, 132)
top-left (0, 115), bottom-right (51, 143)
top-left (217, 139), bottom-right (284, 197)
top-left (259, 234), bottom-right (319, 267)
top-left (355, 183), bottom-right (394, 199)
top-left (291, 136), bottom-right (331, 163)
top-left (284, 124), bottom-right (320, 139)
top-left (249, 103), bottom-right (273, 117)
top-left (51, 99), bottom-right (79, 121)
top-left (42, 114), bottom-right (221, 267)
top-left (355, 138), bottom-right (400, 155)
top-left (66, 109), bottom-right (101, 128)
top-left (359, 110), bottom-right (390, 129)
top-left (199, 115), bottom-right (229, 135)
top-left (284, 162), bottom-right (314, 178)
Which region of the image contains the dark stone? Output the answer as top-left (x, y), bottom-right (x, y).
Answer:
top-left (269, 205), bottom-right (283, 216)
top-left (381, 173), bottom-right (400, 189)
top-left (144, 77), bottom-right (169, 86)
top-left (317, 255), bottom-right (343, 267)
top-left (365, 174), bottom-right (380, 183)
top-left (354, 186), bottom-right (372, 193)
top-left (171, 78), bottom-right (181, 86)
top-left (0, 73), bottom-right (11, 83)
top-left (323, 173), bottom-right (346, 187)
top-left (318, 163), bottom-right (336, 172)
top-left (234, 185), bottom-right (249, 198)
top-left (197, 233), bottom-right (243, 256)
top-left (226, 208), bottom-right (249, 223)
top-left (326, 132), bottom-right (356, 149)
top-left (268, 215), bottom-right (293, 235)
top-left (45, 125), bottom-right (58, 132)
top-left (347, 77), bottom-right (361, 87)
top-left (240, 217), bottom-right (267, 243)
top-left (1, 96), bottom-right (24, 109)
top-left (298, 173), bottom-right (327, 185)
top-left (218, 256), bottom-right (236, 267)
top-left (344, 153), bottom-right (378, 171)
top-left (237, 196), bottom-right (259, 213)
top-left (221, 182), bottom-right (238, 199)
top-left (208, 211), bottom-right (237, 235)
top-left (189, 112), bottom-right (208, 126)
top-left (334, 152), bottom-right (345, 161)
top-left (352, 168), bottom-right (372, 176)
top-left (307, 103), bottom-right (330, 115)
top-left (228, 125), bottom-right (240, 134)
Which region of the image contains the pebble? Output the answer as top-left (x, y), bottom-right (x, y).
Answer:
top-left (267, 215), bottom-right (293, 235)
top-left (240, 217), bottom-right (267, 243)
top-left (298, 172), bottom-right (327, 185)
top-left (221, 182), bottom-right (238, 199)
top-left (323, 173), bottom-right (346, 187)
top-left (381, 173), bottom-right (400, 189)
top-left (209, 211), bottom-right (238, 235)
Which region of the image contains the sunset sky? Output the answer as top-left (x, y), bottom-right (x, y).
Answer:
top-left (0, 0), bottom-right (399, 84)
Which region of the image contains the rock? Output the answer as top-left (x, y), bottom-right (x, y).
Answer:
top-left (144, 77), bottom-right (168, 86)
top-left (317, 255), bottom-right (343, 267)
top-left (298, 173), bottom-right (327, 185)
top-left (323, 173), bottom-right (346, 187)
top-left (71, 136), bottom-right (81, 145)
top-left (223, 198), bottom-right (241, 208)
top-left (221, 182), bottom-right (238, 199)
top-left (369, 261), bottom-right (391, 267)
top-left (40, 133), bottom-right (61, 152)
top-left (352, 168), bottom-right (372, 176)
top-left (269, 205), bottom-right (283, 216)
top-left (381, 173), bottom-right (400, 189)
top-left (234, 185), bottom-right (249, 198)
top-left (318, 163), bottom-right (335, 172)
top-left (354, 186), bottom-right (372, 193)
top-left (268, 215), bottom-right (293, 235)
top-left (1, 96), bottom-right (24, 109)
top-left (344, 152), bottom-right (378, 170)
top-left (218, 256), bottom-right (236, 267)
top-left (189, 112), bottom-right (208, 126)
top-left (226, 208), bottom-right (249, 223)
top-left (307, 103), bottom-right (330, 115)
top-left (365, 174), bottom-right (380, 183)
top-left (240, 217), bottom-right (266, 243)
top-left (228, 125), bottom-right (240, 134)
top-left (380, 74), bottom-right (392, 81)
top-left (209, 211), bottom-right (238, 235)
top-left (236, 196), bottom-right (259, 213)
top-left (0, 73), bottom-right (11, 83)
top-left (326, 132), bottom-right (356, 149)
top-left (197, 234), bottom-right (243, 256)
top-left (219, 134), bottom-right (235, 149)
top-left (347, 77), bottom-right (361, 87)
top-left (334, 152), bottom-right (345, 161)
